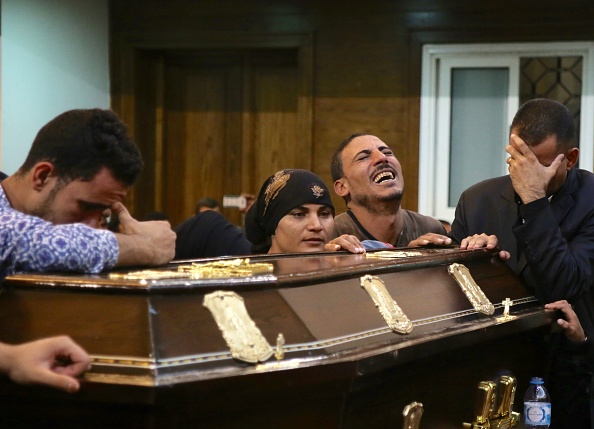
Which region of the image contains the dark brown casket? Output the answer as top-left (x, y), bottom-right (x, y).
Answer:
top-left (0, 247), bottom-right (552, 428)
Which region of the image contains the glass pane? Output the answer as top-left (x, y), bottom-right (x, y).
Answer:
top-left (449, 68), bottom-right (509, 207)
top-left (520, 56), bottom-right (582, 146)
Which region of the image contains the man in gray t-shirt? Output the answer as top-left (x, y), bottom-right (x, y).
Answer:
top-left (329, 133), bottom-right (500, 251)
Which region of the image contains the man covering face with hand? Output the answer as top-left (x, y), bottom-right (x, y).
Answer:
top-left (450, 98), bottom-right (594, 429)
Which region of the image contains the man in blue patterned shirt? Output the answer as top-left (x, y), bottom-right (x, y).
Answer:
top-left (0, 108), bottom-right (176, 279)
top-left (0, 109), bottom-right (176, 392)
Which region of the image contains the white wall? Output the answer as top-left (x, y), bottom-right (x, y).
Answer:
top-left (1, 0), bottom-right (109, 174)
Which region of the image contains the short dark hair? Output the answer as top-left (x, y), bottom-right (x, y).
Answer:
top-left (330, 132), bottom-right (372, 182)
top-left (510, 98), bottom-right (575, 152)
top-left (195, 197), bottom-right (220, 214)
top-left (18, 109), bottom-right (143, 186)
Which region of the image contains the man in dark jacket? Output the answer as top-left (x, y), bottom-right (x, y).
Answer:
top-left (451, 98), bottom-right (594, 429)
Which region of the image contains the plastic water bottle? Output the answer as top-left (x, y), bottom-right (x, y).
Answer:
top-left (524, 377), bottom-right (551, 428)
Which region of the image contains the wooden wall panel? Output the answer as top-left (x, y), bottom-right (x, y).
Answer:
top-left (315, 35), bottom-right (409, 98)
top-left (180, 71), bottom-right (232, 220)
top-left (251, 64), bottom-right (305, 191)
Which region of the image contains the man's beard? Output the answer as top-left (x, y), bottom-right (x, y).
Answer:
top-left (351, 188), bottom-right (404, 216)
top-left (29, 181), bottom-right (65, 223)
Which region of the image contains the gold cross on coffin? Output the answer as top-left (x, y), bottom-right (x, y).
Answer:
top-left (496, 298), bottom-right (517, 323)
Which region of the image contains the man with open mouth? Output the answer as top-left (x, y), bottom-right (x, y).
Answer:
top-left (329, 133), bottom-right (451, 248)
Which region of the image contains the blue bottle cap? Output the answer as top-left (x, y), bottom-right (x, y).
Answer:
top-left (530, 377), bottom-right (544, 384)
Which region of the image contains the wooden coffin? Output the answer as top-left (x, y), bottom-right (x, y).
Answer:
top-left (0, 247), bottom-right (553, 428)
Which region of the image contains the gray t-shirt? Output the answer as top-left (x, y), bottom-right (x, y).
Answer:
top-left (332, 209), bottom-right (446, 247)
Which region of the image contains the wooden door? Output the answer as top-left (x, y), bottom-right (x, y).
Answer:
top-left (131, 48), bottom-right (309, 228)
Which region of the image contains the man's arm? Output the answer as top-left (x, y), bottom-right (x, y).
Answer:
top-left (112, 203), bottom-right (176, 267)
top-left (514, 200), bottom-right (594, 302)
top-left (0, 336), bottom-right (91, 393)
top-left (1, 211), bottom-right (119, 277)
top-left (1, 202), bottom-right (175, 277)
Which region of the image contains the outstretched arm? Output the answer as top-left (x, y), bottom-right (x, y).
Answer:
top-left (0, 336), bottom-right (91, 393)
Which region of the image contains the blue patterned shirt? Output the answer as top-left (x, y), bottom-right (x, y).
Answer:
top-left (0, 185), bottom-right (119, 279)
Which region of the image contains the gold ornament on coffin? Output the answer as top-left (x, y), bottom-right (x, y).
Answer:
top-left (203, 290), bottom-right (273, 364)
top-left (365, 250), bottom-right (422, 259)
top-left (448, 263), bottom-right (495, 315)
top-left (178, 259), bottom-right (274, 279)
top-left (360, 275), bottom-right (413, 334)
top-left (108, 258), bottom-right (274, 281)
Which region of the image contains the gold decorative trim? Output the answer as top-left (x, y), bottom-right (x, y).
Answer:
top-left (107, 270), bottom-right (189, 281)
top-left (203, 290), bottom-right (273, 364)
top-left (108, 258), bottom-right (274, 281)
top-left (360, 275), bottom-right (413, 334)
top-left (366, 251), bottom-right (422, 259)
top-left (86, 298), bottom-right (536, 373)
top-left (448, 263), bottom-right (495, 315)
top-left (179, 259), bottom-right (274, 278)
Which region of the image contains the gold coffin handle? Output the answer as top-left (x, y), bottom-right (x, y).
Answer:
top-left (462, 380), bottom-right (496, 428)
top-left (402, 401), bottom-right (423, 429)
top-left (203, 290), bottom-right (273, 364)
top-left (360, 275), bottom-right (413, 334)
top-left (491, 375), bottom-right (517, 420)
top-left (448, 263), bottom-right (495, 315)
top-left (463, 376), bottom-right (520, 429)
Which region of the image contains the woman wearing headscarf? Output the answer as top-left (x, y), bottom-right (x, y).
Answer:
top-left (245, 169), bottom-right (366, 254)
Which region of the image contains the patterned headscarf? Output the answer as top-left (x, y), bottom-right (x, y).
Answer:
top-left (245, 169), bottom-right (335, 249)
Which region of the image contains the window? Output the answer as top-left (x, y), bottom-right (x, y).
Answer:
top-left (419, 42), bottom-right (594, 222)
